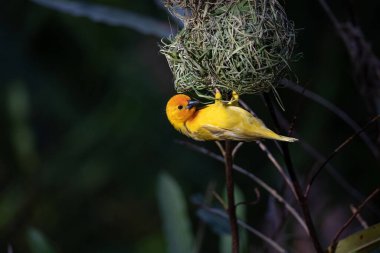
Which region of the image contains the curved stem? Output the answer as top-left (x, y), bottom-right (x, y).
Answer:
top-left (263, 93), bottom-right (323, 253)
top-left (257, 140), bottom-right (296, 197)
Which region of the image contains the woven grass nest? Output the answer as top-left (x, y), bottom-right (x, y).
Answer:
top-left (160, 0), bottom-right (295, 98)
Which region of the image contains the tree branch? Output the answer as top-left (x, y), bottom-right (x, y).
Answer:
top-left (263, 93), bottom-right (323, 253)
top-left (256, 140), bottom-right (296, 197)
top-left (224, 141), bottom-right (239, 253)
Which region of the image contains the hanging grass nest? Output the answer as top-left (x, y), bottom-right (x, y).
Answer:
top-left (160, 0), bottom-right (296, 98)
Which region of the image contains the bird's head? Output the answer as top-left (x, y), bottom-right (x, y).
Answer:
top-left (166, 94), bottom-right (199, 130)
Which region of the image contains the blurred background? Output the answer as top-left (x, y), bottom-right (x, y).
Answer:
top-left (1, 0), bottom-right (379, 252)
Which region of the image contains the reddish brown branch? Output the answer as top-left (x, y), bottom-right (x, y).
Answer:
top-left (263, 93), bottom-right (323, 253)
top-left (224, 140), bottom-right (239, 253)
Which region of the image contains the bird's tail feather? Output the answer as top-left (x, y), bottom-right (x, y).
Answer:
top-left (275, 135), bottom-right (298, 142)
top-left (253, 128), bottom-right (298, 142)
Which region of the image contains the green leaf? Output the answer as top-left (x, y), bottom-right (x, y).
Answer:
top-left (157, 172), bottom-right (194, 253)
top-left (328, 223), bottom-right (380, 253)
top-left (27, 227), bottom-right (56, 253)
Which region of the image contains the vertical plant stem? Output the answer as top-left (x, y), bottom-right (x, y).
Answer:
top-left (224, 140), bottom-right (239, 253)
top-left (263, 93), bottom-right (323, 253)
top-left (282, 142), bottom-right (323, 253)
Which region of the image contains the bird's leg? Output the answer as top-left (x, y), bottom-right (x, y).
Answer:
top-left (214, 88), bottom-right (223, 104)
top-left (228, 90), bottom-right (239, 106)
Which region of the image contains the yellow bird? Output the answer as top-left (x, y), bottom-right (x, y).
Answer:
top-left (166, 90), bottom-right (297, 142)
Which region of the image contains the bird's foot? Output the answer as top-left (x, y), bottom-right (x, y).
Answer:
top-left (214, 88), bottom-right (222, 101)
top-left (228, 90), bottom-right (239, 105)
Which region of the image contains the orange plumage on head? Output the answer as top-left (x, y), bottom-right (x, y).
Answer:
top-left (166, 94), bottom-right (197, 131)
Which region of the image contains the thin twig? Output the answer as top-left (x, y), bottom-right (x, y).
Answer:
top-left (232, 142), bottom-right (244, 158)
top-left (350, 204), bottom-right (368, 229)
top-left (235, 188), bottom-right (261, 207)
top-left (239, 99), bottom-right (297, 196)
top-left (305, 115), bottom-right (380, 198)
top-left (263, 93), bottom-right (323, 253)
top-left (176, 140), bottom-right (309, 233)
top-left (282, 79), bottom-right (379, 159)
top-left (274, 108), bottom-right (380, 216)
top-left (202, 206), bottom-right (288, 253)
top-left (257, 140), bottom-right (296, 197)
top-left (330, 188), bottom-right (380, 253)
top-left (224, 140), bottom-right (239, 253)
top-left (299, 140), bottom-right (361, 200)
top-left (213, 191), bottom-right (227, 209)
top-left (215, 141), bottom-right (225, 157)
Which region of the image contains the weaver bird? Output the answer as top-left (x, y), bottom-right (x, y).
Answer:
top-left (166, 89), bottom-right (297, 142)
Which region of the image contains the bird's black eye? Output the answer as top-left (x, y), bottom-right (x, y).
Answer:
top-left (178, 105), bottom-right (183, 110)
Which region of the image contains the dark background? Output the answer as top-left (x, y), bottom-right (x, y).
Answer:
top-left (1, 0), bottom-right (379, 252)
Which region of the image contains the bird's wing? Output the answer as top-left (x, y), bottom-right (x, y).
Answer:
top-left (201, 124), bottom-right (257, 141)
top-left (226, 106), bottom-right (266, 128)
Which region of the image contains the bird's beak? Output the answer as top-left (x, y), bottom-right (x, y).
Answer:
top-left (187, 100), bottom-right (200, 109)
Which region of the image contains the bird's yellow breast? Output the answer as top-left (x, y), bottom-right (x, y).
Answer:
top-left (184, 103), bottom-right (240, 140)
